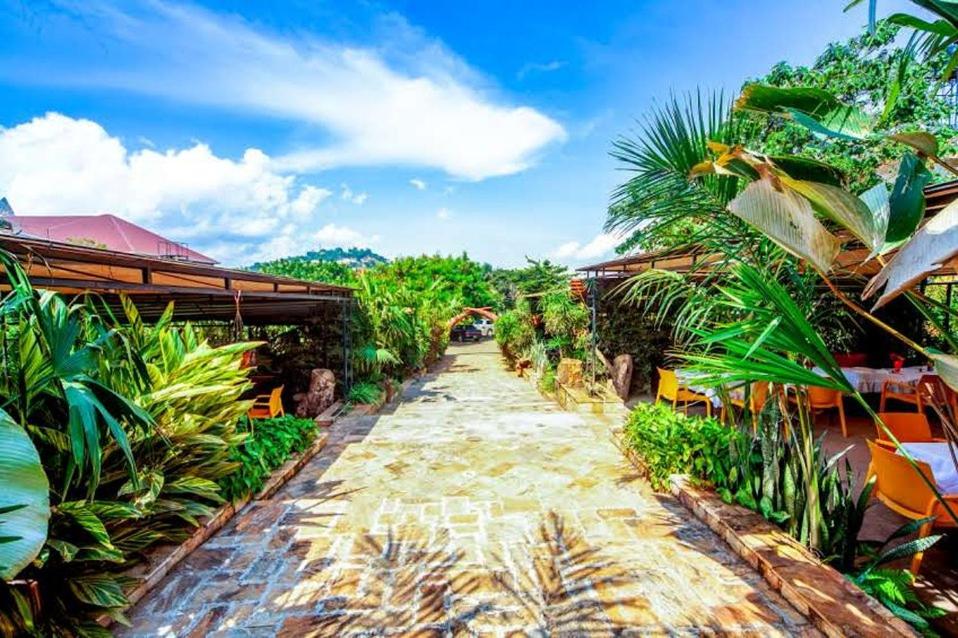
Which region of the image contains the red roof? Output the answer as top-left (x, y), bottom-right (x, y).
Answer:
top-left (5, 214), bottom-right (216, 264)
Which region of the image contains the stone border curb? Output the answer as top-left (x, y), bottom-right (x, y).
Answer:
top-left (101, 428), bottom-right (331, 626)
top-left (669, 475), bottom-right (918, 638)
top-left (253, 430), bottom-right (330, 500)
top-left (349, 374), bottom-right (419, 415)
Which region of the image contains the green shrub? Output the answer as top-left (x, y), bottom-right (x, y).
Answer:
top-left (538, 368), bottom-right (557, 394)
top-left (348, 381), bottom-right (383, 405)
top-left (494, 305), bottom-right (534, 363)
top-left (219, 416), bottom-right (318, 501)
top-left (622, 402), bottom-right (743, 491)
top-left (0, 251), bottom-right (259, 636)
top-left (541, 291), bottom-right (589, 358)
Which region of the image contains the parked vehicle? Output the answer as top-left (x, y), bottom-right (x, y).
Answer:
top-left (475, 318), bottom-right (495, 337)
top-left (451, 323), bottom-right (482, 342)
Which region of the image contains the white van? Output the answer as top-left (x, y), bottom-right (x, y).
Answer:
top-left (474, 318), bottom-right (494, 337)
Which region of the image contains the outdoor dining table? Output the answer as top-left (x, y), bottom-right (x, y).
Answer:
top-left (811, 365), bottom-right (935, 394)
top-left (674, 368), bottom-right (743, 408)
top-left (897, 442), bottom-right (958, 494)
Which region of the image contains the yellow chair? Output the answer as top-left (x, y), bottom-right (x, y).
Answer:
top-left (248, 385), bottom-right (285, 419)
top-left (789, 386), bottom-right (847, 437)
top-left (879, 374), bottom-right (942, 412)
top-left (724, 381), bottom-right (770, 415)
top-left (866, 440), bottom-right (958, 574)
top-left (656, 368), bottom-right (712, 417)
top-left (875, 412), bottom-right (943, 445)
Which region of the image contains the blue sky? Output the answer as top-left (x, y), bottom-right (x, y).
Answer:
top-left (0, 0), bottom-right (910, 267)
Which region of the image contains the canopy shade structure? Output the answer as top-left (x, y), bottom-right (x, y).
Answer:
top-left (0, 234), bottom-right (353, 325)
top-left (579, 180), bottom-right (958, 282)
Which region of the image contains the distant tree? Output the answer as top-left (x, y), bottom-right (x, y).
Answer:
top-left (372, 253), bottom-right (500, 309)
top-left (489, 258), bottom-right (570, 308)
top-left (253, 256), bottom-right (357, 286)
top-left (611, 20), bottom-right (958, 255)
top-left (249, 245), bottom-right (392, 285)
top-left (742, 20), bottom-right (958, 193)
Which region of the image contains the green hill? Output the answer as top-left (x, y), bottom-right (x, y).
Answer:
top-left (249, 246), bottom-right (388, 286)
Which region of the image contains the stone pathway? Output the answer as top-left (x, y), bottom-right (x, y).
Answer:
top-left (123, 340), bottom-right (815, 637)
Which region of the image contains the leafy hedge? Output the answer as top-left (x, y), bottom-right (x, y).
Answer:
top-left (219, 416), bottom-right (319, 501)
top-left (621, 402), bottom-right (743, 491)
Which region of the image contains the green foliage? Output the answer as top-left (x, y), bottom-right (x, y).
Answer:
top-left (0, 410), bottom-right (48, 581)
top-left (850, 517), bottom-right (948, 635)
top-left (251, 250), bottom-right (498, 382)
top-left (251, 246), bottom-right (387, 285)
top-left (727, 402), bottom-right (869, 567)
top-left (494, 303), bottom-right (535, 364)
top-left (743, 20), bottom-right (958, 194)
top-left (540, 291), bottom-right (590, 358)
top-left (0, 251), bottom-right (260, 635)
top-left (218, 416), bottom-right (318, 502)
top-left (373, 253), bottom-right (500, 310)
top-left (347, 381), bottom-right (383, 405)
top-left (537, 368), bottom-right (557, 394)
top-left (488, 258), bottom-right (569, 309)
top-left (595, 297), bottom-right (672, 393)
top-left (622, 403), bottom-right (744, 491)
top-left (608, 7), bottom-right (958, 634)
top-left (255, 257), bottom-right (356, 286)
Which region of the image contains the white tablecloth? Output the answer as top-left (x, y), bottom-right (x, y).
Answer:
top-left (898, 442), bottom-right (958, 494)
top-left (675, 369), bottom-right (743, 408)
top-left (812, 366), bottom-right (933, 394)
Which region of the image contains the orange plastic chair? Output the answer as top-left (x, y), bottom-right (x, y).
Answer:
top-left (789, 386), bottom-right (847, 437)
top-left (722, 381), bottom-right (771, 430)
top-left (880, 374), bottom-right (943, 413)
top-left (248, 385), bottom-right (285, 419)
top-left (866, 440), bottom-right (958, 574)
top-left (656, 368), bottom-right (712, 417)
top-left (875, 412), bottom-right (943, 445)
top-left (730, 381), bottom-right (770, 414)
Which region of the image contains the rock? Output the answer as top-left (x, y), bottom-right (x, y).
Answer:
top-left (556, 358), bottom-right (584, 387)
top-left (294, 368), bottom-right (336, 418)
top-left (612, 354), bottom-right (633, 400)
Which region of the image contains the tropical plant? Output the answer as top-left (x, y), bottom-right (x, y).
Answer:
top-left (540, 291), bottom-right (590, 359)
top-left (494, 303), bottom-right (535, 364)
top-left (726, 398), bottom-right (870, 565)
top-left (488, 258), bottom-right (569, 309)
top-left (0, 410), bottom-right (48, 582)
top-left (850, 517), bottom-right (948, 635)
top-left (850, 0), bottom-right (958, 84)
top-left (0, 249), bottom-right (260, 634)
top-left (219, 416), bottom-right (318, 502)
top-left (622, 402), bottom-right (744, 491)
top-left (347, 381), bottom-right (383, 406)
top-left (607, 8), bottom-right (958, 631)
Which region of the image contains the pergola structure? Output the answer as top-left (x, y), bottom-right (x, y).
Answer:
top-left (0, 234), bottom-right (353, 325)
top-left (0, 234), bottom-right (357, 389)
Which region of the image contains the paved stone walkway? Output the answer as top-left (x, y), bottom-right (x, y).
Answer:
top-left (123, 341), bottom-right (815, 637)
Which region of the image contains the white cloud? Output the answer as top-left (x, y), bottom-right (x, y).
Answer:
top-left (410, 178), bottom-right (427, 190)
top-left (313, 223), bottom-right (378, 247)
top-left (340, 183), bottom-right (368, 205)
top-left (436, 207), bottom-right (451, 221)
top-left (553, 241), bottom-right (580, 258)
top-left (517, 60), bottom-right (565, 80)
top-left (22, 2), bottom-right (566, 181)
top-left (0, 112), bottom-right (343, 265)
top-left (551, 231), bottom-right (625, 261)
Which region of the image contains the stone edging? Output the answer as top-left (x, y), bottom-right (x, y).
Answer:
top-left (101, 428), bottom-right (331, 625)
top-left (669, 475), bottom-right (918, 638)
